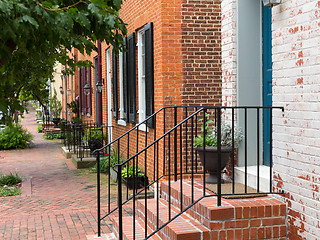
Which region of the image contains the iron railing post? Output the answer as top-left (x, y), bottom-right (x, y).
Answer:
top-left (174, 107), bottom-right (178, 181)
top-left (203, 109), bottom-right (206, 195)
top-left (97, 150), bottom-right (101, 237)
top-left (217, 108), bottom-right (222, 206)
top-left (118, 164), bottom-right (123, 240)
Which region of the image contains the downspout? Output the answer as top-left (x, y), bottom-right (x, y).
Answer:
top-left (97, 41), bottom-right (103, 126)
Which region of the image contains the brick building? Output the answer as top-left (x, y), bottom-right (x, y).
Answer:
top-left (221, 0), bottom-right (320, 239)
top-left (62, 0), bottom-right (222, 176)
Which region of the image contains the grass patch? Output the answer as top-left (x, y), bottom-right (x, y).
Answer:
top-left (43, 131), bottom-right (63, 140)
top-left (0, 172), bottom-right (22, 197)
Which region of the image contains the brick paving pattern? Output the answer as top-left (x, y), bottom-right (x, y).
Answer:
top-left (0, 108), bottom-right (114, 240)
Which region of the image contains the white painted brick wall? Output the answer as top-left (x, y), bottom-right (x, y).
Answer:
top-left (273, 0), bottom-right (320, 239)
top-left (221, 0), bottom-right (320, 238)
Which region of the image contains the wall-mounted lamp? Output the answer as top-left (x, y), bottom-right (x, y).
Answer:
top-left (96, 80), bottom-right (103, 93)
top-left (59, 86), bottom-right (64, 94)
top-left (83, 83), bottom-right (91, 96)
top-left (263, 0), bottom-right (281, 6)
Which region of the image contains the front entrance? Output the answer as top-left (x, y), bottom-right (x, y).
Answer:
top-left (237, 0), bottom-right (273, 167)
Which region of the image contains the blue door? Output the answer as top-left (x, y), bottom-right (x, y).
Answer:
top-left (262, 6), bottom-right (272, 166)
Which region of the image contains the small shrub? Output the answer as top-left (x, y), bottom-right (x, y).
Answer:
top-left (0, 185), bottom-right (21, 197)
top-left (91, 148), bottom-right (124, 173)
top-left (0, 173), bottom-right (22, 197)
top-left (0, 172), bottom-right (22, 186)
top-left (84, 127), bottom-right (106, 141)
top-left (0, 125), bottom-right (33, 150)
top-left (121, 165), bottom-right (145, 179)
top-left (44, 132), bottom-right (63, 140)
top-left (37, 124), bottom-right (43, 133)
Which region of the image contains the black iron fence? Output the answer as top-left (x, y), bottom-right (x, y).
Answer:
top-left (93, 106), bottom-right (284, 239)
top-left (60, 121), bottom-right (112, 160)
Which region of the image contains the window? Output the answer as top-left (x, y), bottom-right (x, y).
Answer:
top-left (121, 23), bottom-right (154, 127)
top-left (118, 50), bottom-right (126, 126)
top-left (137, 28), bottom-right (146, 124)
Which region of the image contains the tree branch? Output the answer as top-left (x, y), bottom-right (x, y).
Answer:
top-left (36, 0), bottom-right (86, 12)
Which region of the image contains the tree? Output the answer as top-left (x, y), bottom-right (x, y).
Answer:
top-left (0, 0), bottom-right (127, 122)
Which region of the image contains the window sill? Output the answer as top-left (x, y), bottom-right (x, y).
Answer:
top-left (136, 123), bottom-right (149, 132)
top-left (117, 120), bottom-right (126, 126)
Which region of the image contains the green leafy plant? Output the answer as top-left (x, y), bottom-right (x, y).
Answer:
top-left (67, 100), bottom-right (79, 115)
top-left (0, 185), bottom-right (21, 197)
top-left (84, 127), bottom-right (106, 141)
top-left (194, 114), bottom-right (243, 148)
top-left (121, 165), bottom-right (145, 179)
top-left (0, 124), bottom-right (33, 150)
top-left (92, 148), bottom-right (124, 173)
top-left (44, 132), bottom-right (63, 140)
top-left (71, 116), bottom-right (82, 123)
top-left (37, 124), bottom-right (43, 133)
top-left (0, 173), bottom-right (22, 197)
top-left (0, 172), bottom-right (22, 186)
top-left (50, 89), bottom-right (62, 118)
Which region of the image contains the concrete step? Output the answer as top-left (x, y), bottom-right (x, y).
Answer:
top-left (110, 215), bottom-right (162, 240)
top-left (136, 198), bottom-right (209, 240)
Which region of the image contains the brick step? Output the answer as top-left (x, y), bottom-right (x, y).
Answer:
top-left (110, 215), bottom-right (162, 240)
top-left (86, 233), bottom-right (116, 240)
top-left (136, 198), bottom-right (209, 240)
top-left (160, 180), bottom-right (287, 238)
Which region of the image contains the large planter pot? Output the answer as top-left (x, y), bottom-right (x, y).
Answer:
top-left (52, 117), bottom-right (61, 128)
top-left (195, 146), bottom-right (233, 184)
top-left (123, 176), bottom-right (148, 190)
top-left (88, 139), bottom-right (103, 152)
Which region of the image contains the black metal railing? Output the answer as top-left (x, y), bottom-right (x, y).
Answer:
top-left (94, 106), bottom-right (284, 239)
top-left (60, 120), bottom-right (112, 160)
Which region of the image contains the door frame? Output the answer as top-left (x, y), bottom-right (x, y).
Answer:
top-left (106, 49), bottom-right (113, 144)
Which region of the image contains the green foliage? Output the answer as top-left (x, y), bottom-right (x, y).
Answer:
top-left (67, 100), bottom-right (79, 114)
top-left (44, 131), bottom-right (63, 140)
top-left (0, 185), bottom-right (21, 197)
top-left (0, 124), bottom-right (33, 150)
top-left (50, 89), bottom-right (62, 118)
top-left (84, 127), bottom-right (106, 141)
top-left (194, 116), bottom-right (243, 148)
top-left (0, 172), bottom-right (22, 186)
top-left (121, 165), bottom-right (145, 179)
top-left (37, 124), bottom-right (43, 133)
top-left (91, 148), bottom-right (124, 173)
top-left (0, 0), bottom-right (127, 121)
top-left (72, 117), bottom-right (82, 123)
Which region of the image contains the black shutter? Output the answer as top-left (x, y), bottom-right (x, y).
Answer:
top-left (128, 32), bottom-right (136, 123)
top-left (112, 48), bottom-right (118, 120)
top-left (88, 67), bottom-right (92, 115)
top-left (144, 23), bottom-right (154, 128)
top-left (123, 37), bottom-right (128, 122)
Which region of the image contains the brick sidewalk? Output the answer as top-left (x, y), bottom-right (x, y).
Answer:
top-left (0, 108), bottom-right (114, 240)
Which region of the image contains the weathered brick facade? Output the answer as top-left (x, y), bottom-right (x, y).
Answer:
top-left (221, 0), bottom-right (320, 239)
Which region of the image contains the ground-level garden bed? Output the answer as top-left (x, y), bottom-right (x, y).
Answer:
top-left (0, 173), bottom-right (22, 197)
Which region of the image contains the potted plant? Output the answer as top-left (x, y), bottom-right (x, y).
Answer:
top-left (84, 127), bottom-right (106, 152)
top-left (121, 165), bottom-right (147, 190)
top-left (50, 89), bottom-right (62, 128)
top-left (194, 114), bottom-right (243, 184)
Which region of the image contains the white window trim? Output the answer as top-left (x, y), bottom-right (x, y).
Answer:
top-left (118, 51), bottom-right (126, 126)
top-left (137, 28), bottom-right (148, 131)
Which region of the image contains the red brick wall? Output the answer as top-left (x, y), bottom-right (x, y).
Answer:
top-left (181, 0), bottom-right (222, 106)
top-left (63, 0), bottom-right (222, 180)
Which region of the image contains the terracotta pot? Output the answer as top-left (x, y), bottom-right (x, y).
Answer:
top-left (195, 146), bottom-right (233, 184)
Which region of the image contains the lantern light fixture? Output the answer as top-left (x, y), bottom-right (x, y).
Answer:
top-left (83, 83), bottom-right (91, 96)
top-left (262, 0), bottom-right (281, 7)
top-left (96, 80), bottom-right (103, 93)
